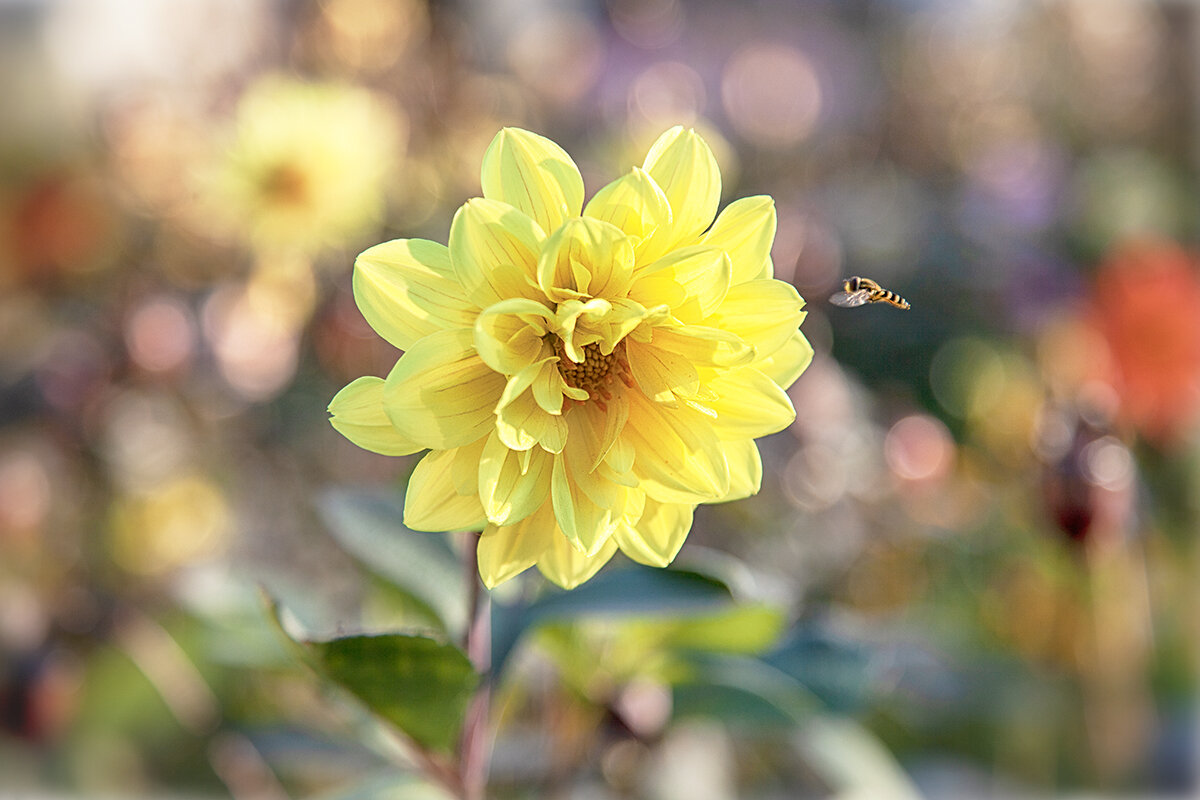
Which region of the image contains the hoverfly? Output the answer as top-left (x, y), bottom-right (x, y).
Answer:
top-left (829, 276), bottom-right (910, 310)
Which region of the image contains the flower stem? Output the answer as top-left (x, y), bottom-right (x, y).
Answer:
top-left (459, 531), bottom-right (492, 800)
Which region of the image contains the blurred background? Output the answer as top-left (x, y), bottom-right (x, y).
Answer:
top-left (1, 0), bottom-right (1198, 797)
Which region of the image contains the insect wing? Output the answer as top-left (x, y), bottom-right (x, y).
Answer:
top-left (830, 289), bottom-right (871, 308)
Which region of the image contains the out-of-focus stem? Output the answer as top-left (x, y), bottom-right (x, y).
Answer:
top-left (459, 531), bottom-right (492, 800)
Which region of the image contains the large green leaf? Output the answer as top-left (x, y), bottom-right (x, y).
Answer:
top-left (318, 489), bottom-right (468, 634)
top-left (307, 633), bottom-right (479, 754)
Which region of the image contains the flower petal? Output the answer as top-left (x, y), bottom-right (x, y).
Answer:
top-left (479, 498), bottom-right (618, 589)
top-left (758, 330), bottom-right (814, 389)
top-left (496, 386), bottom-right (568, 453)
top-left (614, 499), bottom-right (694, 567)
top-left (551, 453), bottom-right (619, 555)
top-left (481, 127), bottom-right (584, 236)
top-left (450, 435), bottom-right (488, 495)
top-left (707, 367), bottom-right (796, 440)
top-left (705, 279), bottom-right (806, 363)
top-left (404, 447), bottom-right (488, 531)
top-left (626, 337), bottom-right (697, 406)
top-left (536, 217), bottom-right (635, 304)
top-left (475, 298), bottom-right (556, 375)
top-left (531, 357), bottom-right (570, 414)
top-left (642, 126), bottom-right (721, 248)
top-left (328, 376), bottom-right (424, 456)
top-left (701, 196), bottom-right (776, 286)
top-left (536, 530), bottom-right (618, 590)
top-left (629, 245), bottom-right (731, 324)
top-left (583, 167), bottom-right (674, 262)
top-left (383, 328), bottom-right (506, 449)
top-left (625, 389), bottom-right (730, 503)
top-left (477, 501), bottom-right (555, 588)
top-left (572, 394), bottom-right (630, 472)
top-left (649, 324), bottom-right (755, 370)
top-left (718, 439), bottom-right (763, 502)
top-left (479, 431), bottom-right (552, 526)
top-left (449, 198), bottom-right (545, 308)
top-left (353, 238), bottom-right (478, 351)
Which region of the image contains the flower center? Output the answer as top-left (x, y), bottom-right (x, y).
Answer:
top-left (557, 342), bottom-right (614, 392)
top-left (556, 341), bottom-right (632, 409)
top-left (261, 162), bottom-right (311, 207)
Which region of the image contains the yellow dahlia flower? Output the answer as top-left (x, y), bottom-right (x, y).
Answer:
top-left (329, 127), bottom-right (812, 589)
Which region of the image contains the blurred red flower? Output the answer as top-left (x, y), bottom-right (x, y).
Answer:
top-left (1086, 239), bottom-right (1200, 446)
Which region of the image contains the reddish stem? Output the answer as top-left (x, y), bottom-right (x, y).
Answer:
top-left (458, 531), bottom-right (492, 800)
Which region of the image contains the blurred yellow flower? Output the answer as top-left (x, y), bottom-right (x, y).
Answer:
top-left (109, 475), bottom-right (232, 576)
top-left (330, 127), bottom-right (811, 589)
top-left (203, 75), bottom-right (404, 254)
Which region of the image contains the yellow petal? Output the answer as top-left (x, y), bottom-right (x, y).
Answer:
top-left (603, 429), bottom-right (636, 476)
top-left (554, 297), bottom-right (616, 362)
top-left (481, 127), bottom-right (584, 236)
top-left (536, 217), bottom-right (635, 304)
top-left (583, 167), bottom-right (673, 262)
top-left (642, 126), bottom-right (721, 248)
top-left (614, 499), bottom-right (694, 567)
top-left (626, 337), bottom-right (697, 406)
top-left (479, 431), bottom-right (552, 525)
top-left (755, 256), bottom-right (774, 282)
top-left (701, 196), bottom-right (776, 286)
top-left (328, 376), bottom-right (424, 456)
top-left (477, 501), bottom-right (555, 588)
top-left (383, 328), bottom-right (506, 449)
top-left (758, 330), bottom-right (814, 389)
top-left (551, 454), bottom-right (618, 555)
top-left (629, 245), bottom-right (731, 324)
top-left (717, 439), bottom-right (763, 502)
top-left (449, 198), bottom-right (545, 308)
top-left (625, 389), bottom-right (729, 503)
top-left (649, 324), bottom-right (755, 370)
top-left (571, 394), bottom-right (630, 472)
top-left (536, 530), bottom-right (618, 590)
top-left (705, 279), bottom-right (806, 363)
top-left (496, 386), bottom-right (568, 453)
top-left (707, 367), bottom-right (796, 441)
top-left (404, 447), bottom-right (488, 531)
top-left (450, 435), bottom-right (488, 495)
top-left (530, 357), bottom-right (570, 414)
top-left (578, 298), bottom-right (669, 354)
top-left (561, 411), bottom-right (624, 511)
top-left (474, 298), bottom-right (556, 375)
top-left (353, 238), bottom-right (478, 351)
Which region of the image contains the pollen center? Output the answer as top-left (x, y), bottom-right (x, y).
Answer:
top-left (556, 341), bottom-right (636, 411)
top-left (557, 342), bottom-right (616, 393)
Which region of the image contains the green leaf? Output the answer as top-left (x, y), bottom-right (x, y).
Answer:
top-left (263, 598), bottom-right (478, 755)
top-left (491, 566), bottom-right (733, 678)
top-left (308, 633), bottom-right (479, 754)
top-left (762, 624), bottom-right (878, 713)
top-left (671, 683), bottom-right (796, 727)
top-left (652, 604), bottom-right (786, 655)
top-left (318, 489), bottom-right (468, 634)
top-left (672, 652), bottom-right (819, 727)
